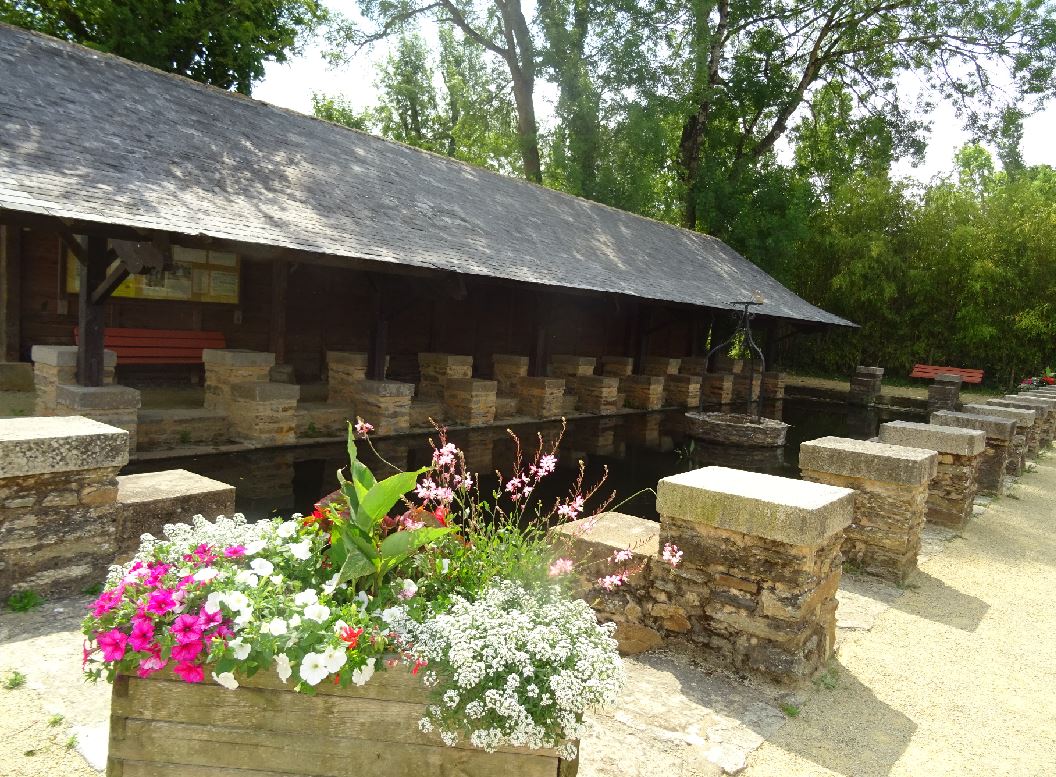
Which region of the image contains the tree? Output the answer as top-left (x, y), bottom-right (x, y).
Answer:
top-left (0, 0), bottom-right (326, 94)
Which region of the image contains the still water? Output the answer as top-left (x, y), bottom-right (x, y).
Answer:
top-left (123, 399), bottom-right (921, 522)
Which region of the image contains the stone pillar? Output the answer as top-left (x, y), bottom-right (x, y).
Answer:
top-left (642, 357), bottom-right (681, 377)
top-left (572, 375), bottom-right (619, 414)
top-left (962, 403), bottom-right (1036, 469)
top-left (800, 436), bottom-right (937, 583)
top-left (700, 373), bottom-right (734, 407)
top-left (663, 374), bottom-right (701, 408)
top-left (600, 356), bottom-right (634, 378)
top-left (516, 377), bottom-right (565, 419)
top-left (623, 375), bottom-right (665, 410)
top-left (678, 357), bottom-right (709, 377)
top-left (443, 378), bottom-right (497, 426)
top-left (990, 396), bottom-right (1056, 447)
top-left (418, 353), bottom-right (472, 400)
top-left (849, 366), bottom-right (884, 406)
top-left (327, 351), bottom-right (368, 405)
top-left (548, 355), bottom-right (597, 380)
top-left (927, 374), bottom-right (962, 413)
top-left (656, 468), bottom-right (853, 681)
top-left (353, 380), bottom-right (415, 435)
top-left (55, 384), bottom-right (142, 453)
top-left (31, 345), bottom-right (116, 415)
top-left (228, 382), bottom-right (299, 445)
top-left (762, 371), bottom-right (786, 401)
top-left (930, 411), bottom-right (1016, 495)
top-left (415, 353), bottom-right (469, 399)
top-left (492, 354), bottom-right (529, 395)
top-left (0, 416), bottom-right (127, 597)
top-left (878, 421), bottom-right (986, 530)
top-left (731, 373), bottom-right (762, 404)
top-left (711, 355), bottom-right (745, 373)
top-left (203, 349), bottom-right (275, 412)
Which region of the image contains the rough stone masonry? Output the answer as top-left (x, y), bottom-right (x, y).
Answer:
top-left (800, 436), bottom-right (937, 584)
top-left (930, 411), bottom-right (1017, 494)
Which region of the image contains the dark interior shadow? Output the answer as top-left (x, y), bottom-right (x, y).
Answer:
top-left (759, 659), bottom-right (917, 777)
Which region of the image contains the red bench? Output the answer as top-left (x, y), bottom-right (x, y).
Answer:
top-left (910, 365), bottom-right (984, 384)
top-left (73, 327), bottom-right (226, 365)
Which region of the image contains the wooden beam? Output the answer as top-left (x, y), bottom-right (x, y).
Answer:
top-left (77, 235), bottom-right (109, 386)
top-left (1, 226), bottom-right (22, 361)
top-left (91, 263), bottom-right (130, 305)
top-left (269, 261), bottom-right (289, 364)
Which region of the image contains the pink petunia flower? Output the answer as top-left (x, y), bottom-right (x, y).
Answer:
top-left (197, 606), bottom-right (223, 631)
top-left (144, 563), bottom-right (171, 587)
top-left (170, 640), bottom-right (204, 663)
top-left (145, 588), bottom-right (177, 615)
top-left (129, 619), bottom-right (155, 652)
top-left (171, 613), bottom-right (204, 645)
top-left (137, 651), bottom-right (167, 678)
top-left (97, 629), bottom-right (129, 662)
top-left (92, 586), bottom-right (125, 617)
top-left (172, 661), bottom-right (205, 683)
top-left (224, 545), bottom-right (246, 558)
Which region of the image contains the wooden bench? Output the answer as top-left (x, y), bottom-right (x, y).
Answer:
top-left (910, 364), bottom-right (984, 384)
top-left (74, 327), bottom-right (226, 365)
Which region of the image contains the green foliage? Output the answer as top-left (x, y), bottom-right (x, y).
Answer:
top-left (47, 713), bottom-right (64, 727)
top-left (6, 589), bottom-right (43, 612)
top-left (3, 670), bottom-right (26, 689)
top-left (780, 702), bottom-right (801, 718)
top-left (0, 0), bottom-right (327, 94)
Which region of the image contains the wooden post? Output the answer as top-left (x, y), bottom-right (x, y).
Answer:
top-left (270, 261), bottom-right (288, 364)
top-left (529, 321), bottom-right (546, 377)
top-left (0, 225), bottom-right (22, 361)
top-left (77, 235), bottom-right (108, 386)
top-left (633, 307), bottom-right (650, 373)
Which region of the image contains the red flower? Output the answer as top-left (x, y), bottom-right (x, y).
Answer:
top-left (433, 506), bottom-right (448, 527)
top-left (411, 659), bottom-right (428, 676)
top-left (339, 625), bottom-right (364, 650)
top-left (1045, 376), bottom-right (1055, 385)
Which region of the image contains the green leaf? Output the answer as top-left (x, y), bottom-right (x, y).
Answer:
top-left (379, 526), bottom-right (452, 564)
top-left (347, 424), bottom-right (378, 493)
top-left (356, 468), bottom-right (429, 532)
top-left (337, 544), bottom-right (376, 586)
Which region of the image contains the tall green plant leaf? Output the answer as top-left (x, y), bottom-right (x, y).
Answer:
top-left (379, 526), bottom-right (452, 574)
top-left (355, 468), bottom-right (429, 533)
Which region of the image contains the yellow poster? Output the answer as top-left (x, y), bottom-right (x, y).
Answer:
top-left (67, 244), bottom-right (240, 304)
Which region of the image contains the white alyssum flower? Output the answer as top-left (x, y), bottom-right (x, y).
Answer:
top-left (299, 652), bottom-right (329, 686)
top-left (303, 603), bottom-right (331, 623)
top-left (249, 558), bottom-right (274, 576)
top-left (287, 539), bottom-right (312, 560)
top-left (212, 671), bottom-right (239, 690)
top-left (275, 653), bottom-right (292, 684)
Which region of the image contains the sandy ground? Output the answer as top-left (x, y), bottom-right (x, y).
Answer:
top-left (743, 455), bottom-right (1056, 777)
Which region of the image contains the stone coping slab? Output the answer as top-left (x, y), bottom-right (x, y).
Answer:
top-left (932, 373), bottom-right (964, 386)
top-left (492, 354), bottom-right (529, 366)
top-left (117, 469), bottom-right (235, 506)
top-left (419, 352), bottom-right (473, 366)
top-left (1000, 394), bottom-right (1056, 409)
top-left (656, 466), bottom-right (854, 546)
top-left (962, 403), bottom-right (1035, 428)
top-left (443, 378), bottom-right (498, 394)
top-left (878, 420), bottom-right (985, 456)
top-left (799, 436), bottom-right (938, 485)
top-left (230, 381), bottom-right (300, 402)
top-left (0, 416), bottom-right (128, 477)
top-left (202, 349), bottom-right (276, 368)
top-left (930, 411), bottom-right (1017, 441)
top-left (986, 399), bottom-right (1053, 419)
top-left (326, 351), bottom-right (368, 368)
top-left (855, 366), bottom-right (884, 377)
top-left (357, 379), bottom-right (416, 397)
top-left (31, 345), bottom-right (116, 368)
top-left (552, 511), bottom-right (660, 558)
top-left (55, 384), bottom-right (142, 410)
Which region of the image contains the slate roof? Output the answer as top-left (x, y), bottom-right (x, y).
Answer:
top-left (0, 24), bottom-right (853, 327)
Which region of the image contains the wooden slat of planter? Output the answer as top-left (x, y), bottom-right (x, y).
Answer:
top-left (112, 761), bottom-right (304, 777)
top-left (110, 718), bottom-right (560, 777)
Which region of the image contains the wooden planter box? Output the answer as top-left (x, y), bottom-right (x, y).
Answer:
top-left (106, 666), bottom-right (579, 776)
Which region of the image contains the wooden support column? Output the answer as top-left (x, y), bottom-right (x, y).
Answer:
top-left (633, 306), bottom-right (650, 373)
top-left (269, 261), bottom-right (289, 364)
top-left (77, 235), bottom-right (108, 386)
top-left (366, 275), bottom-right (388, 381)
top-left (1, 225), bottom-right (22, 361)
top-left (527, 291), bottom-right (547, 378)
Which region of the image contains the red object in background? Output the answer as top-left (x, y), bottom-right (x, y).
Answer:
top-left (1044, 376), bottom-right (1055, 385)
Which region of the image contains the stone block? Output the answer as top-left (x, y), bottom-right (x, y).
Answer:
top-left (0, 362), bottom-right (33, 392)
top-left (572, 375), bottom-right (619, 414)
top-left (992, 396), bottom-right (1056, 446)
top-left (799, 436), bottom-right (938, 486)
top-left (962, 403), bottom-right (1036, 468)
top-left (32, 345), bottom-right (116, 415)
top-left (269, 364), bottom-right (297, 383)
top-left (517, 377), bottom-right (565, 419)
top-left (203, 349), bottom-right (275, 411)
top-left (849, 366), bottom-right (884, 405)
top-left (495, 395), bottom-right (519, 420)
top-left (115, 469), bottom-right (236, 558)
top-left (642, 357), bottom-right (681, 377)
top-left (927, 376), bottom-right (961, 412)
top-left (327, 351), bottom-right (370, 405)
top-left (931, 411), bottom-right (1015, 495)
top-left (663, 374), bottom-right (701, 408)
top-left (678, 357), bottom-right (709, 377)
top-left (713, 356), bottom-right (752, 374)
top-left (657, 467), bottom-right (854, 546)
top-left (137, 408), bottom-right (230, 450)
top-left (295, 403), bottom-right (354, 438)
top-left (443, 378), bottom-right (497, 426)
top-left (354, 379), bottom-right (415, 435)
top-left (599, 356), bottom-right (634, 378)
top-left (549, 355), bottom-right (597, 380)
top-left (878, 420), bottom-right (985, 457)
top-left (800, 436), bottom-right (937, 582)
top-left (623, 375), bottom-right (665, 410)
top-left (492, 354), bottom-right (529, 395)
top-left (0, 416), bottom-right (129, 477)
top-left (228, 381), bottom-right (299, 445)
top-left (762, 371), bottom-right (786, 400)
top-left (700, 373), bottom-right (734, 407)
top-left (418, 353), bottom-right (472, 400)
top-left (54, 384), bottom-right (142, 452)
top-left (731, 372), bottom-right (762, 403)
top-left (931, 410), bottom-right (1016, 440)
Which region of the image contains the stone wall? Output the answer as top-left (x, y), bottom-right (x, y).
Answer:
top-left (572, 375), bottom-right (619, 415)
top-left (678, 357), bottom-right (709, 377)
top-left (663, 374), bottom-right (701, 408)
top-left (642, 357), bottom-right (681, 377)
top-left (492, 354), bottom-right (529, 395)
top-left (55, 384), bottom-right (141, 452)
top-left (623, 375), bottom-right (665, 410)
top-left (878, 421), bottom-right (985, 530)
top-left (326, 351), bottom-right (369, 405)
top-left (443, 378), bottom-right (497, 426)
top-left (137, 409), bottom-right (230, 451)
top-left (548, 355), bottom-right (597, 380)
top-left (927, 374), bottom-right (962, 413)
top-left (962, 403), bottom-right (1035, 471)
top-left (31, 345), bottom-right (116, 415)
top-left (203, 349), bottom-right (275, 412)
top-left (930, 411), bottom-right (1016, 495)
top-left (228, 382), bottom-right (300, 445)
top-left (700, 373), bottom-right (734, 407)
top-left (418, 353), bottom-right (472, 400)
top-left (517, 377), bottom-right (565, 419)
top-left (354, 380), bottom-right (415, 435)
top-left (849, 366), bottom-right (884, 406)
top-left (800, 436), bottom-right (937, 583)
top-left (762, 372), bottom-right (786, 401)
top-left (600, 356), bottom-right (634, 378)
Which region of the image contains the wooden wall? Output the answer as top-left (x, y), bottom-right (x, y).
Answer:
top-left (12, 229), bottom-right (695, 382)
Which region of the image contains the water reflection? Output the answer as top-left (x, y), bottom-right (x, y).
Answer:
top-left (123, 399), bottom-right (922, 523)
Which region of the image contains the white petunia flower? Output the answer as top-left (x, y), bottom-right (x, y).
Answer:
top-left (270, 574), bottom-right (284, 585)
top-left (293, 589), bottom-right (318, 607)
top-left (227, 638), bottom-right (251, 660)
top-left (322, 572), bottom-right (342, 595)
top-left (303, 603), bottom-right (331, 623)
top-left (288, 614), bottom-right (301, 628)
top-left (249, 558), bottom-right (274, 576)
top-left (204, 591), bottom-right (224, 614)
top-left (287, 539), bottom-right (311, 560)
top-left (245, 539), bottom-right (267, 555)
top-left (299, 652), bottom-right (329, 686)
top-left (265, 618), bottom-right (287, 636)
top-left (350, 657), bottom-right (375, 686)
top-left (276, 521), bottom-right (298, 538)
top-left (275, 653), bottom-right (292, 684)
top-left (212, 671), bottom-right (239, 690)
top-left (234, 607), bottom-right (254, 628)
top-left (321, 646), bottom-right (347, 673)
top-left (234, 570), bottom-right (259, 587)
top-left (223, 591), bottom-right (250, 612)
top-left (193, 567), bottom-right (219, 582)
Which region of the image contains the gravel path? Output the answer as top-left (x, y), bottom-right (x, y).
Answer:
top-left (742, 455), bottom-right (1056, 777)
